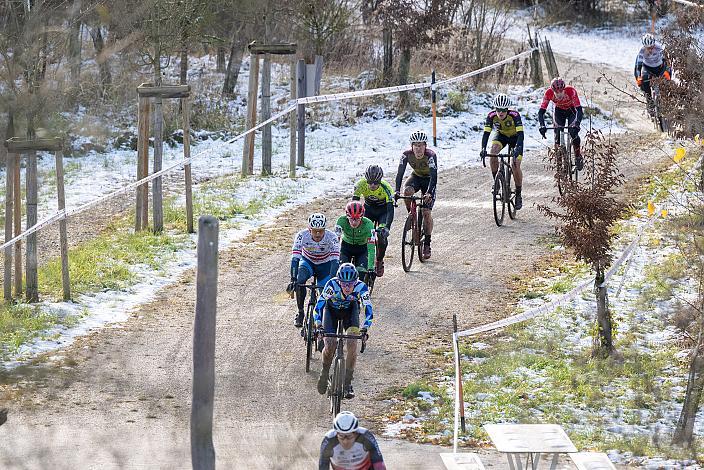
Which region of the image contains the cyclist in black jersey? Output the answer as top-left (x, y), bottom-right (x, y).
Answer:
top-left (480, 93), bottom-right (525, 210)
top-left (319, 411), bottom-right (387, 470)
top-left (394, 130), bottom-right (437, 260)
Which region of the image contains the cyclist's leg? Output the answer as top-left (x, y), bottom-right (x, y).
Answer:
top-left (295, 259), bottom-right (314, 324)
top-left (317, 302), bottom-right (338, 394)
top-left (567, 108), bottom-right (582, 166)
top-left (314, 259), bottom-right (337, 289)
top-left (418, 176), bottom-right (434, 242)
top-left (339, 241), bottom-right (353, 265)
top-left (640, 67), bottom-right (653, 101)
top-left (403, 175), bottom-right (420, 211)
top-left (509, 137), bottom-right (522, 187)
top-left (553, 108), bottom-right (567, 149)
top-left (364, 204), bottom-right (386, 260)
top-left (489, 135), bottom-right (506, 180)
top-left (343, 302), bottom-right (361, 397)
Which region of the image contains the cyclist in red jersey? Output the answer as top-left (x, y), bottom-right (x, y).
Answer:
top-left (538, 77), bottom-right (584, 171)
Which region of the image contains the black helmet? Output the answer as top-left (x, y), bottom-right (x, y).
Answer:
top-left (364, 164), bottom-right (383, 183)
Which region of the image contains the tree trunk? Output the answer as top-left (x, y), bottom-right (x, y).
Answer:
top-left (90, 26), bottom-right (112, 99)
top-left (673, 342), bottom-right (704, 447)
top-left (180, 43), bottom-right (188, 85)
top-left (216, 46), bottom-right (226, 73)
top-left (592, 270), bottom-right (615, 358)
top-left (382, 25), bottom-right (393, 85)
top-left (398, 46), bottom-right (411, 111)
top-left (223, 32), bottom-right (243, 96)
top-left (68, 0), bottom-right (82, 83)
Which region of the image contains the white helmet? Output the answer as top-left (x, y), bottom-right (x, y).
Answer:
top-left (409, 130), bottom-right (428, 144)
top-left (333, 411), bottom-right (359, 433)
top-left (308, 213), bottom-right (326, 229)
top-left (642, 33), bottom-right (656, 46)
top-left (493, 93), bottom-right (511, 110)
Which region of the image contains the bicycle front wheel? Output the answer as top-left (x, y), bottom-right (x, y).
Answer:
top-left (417, 207), bottom-right (426, 263)
top-left (507, 166), bottom-right (516, 220)
top-left (305, 305), bottom-right (314, 373)
top-left (493, 172), bottom-right (505, 227)
top-left (401, 216), bottom-right (415, 272)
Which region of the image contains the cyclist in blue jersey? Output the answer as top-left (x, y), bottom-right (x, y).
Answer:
top-left (314, 263), bottom-right (373, 399)
top-left (289, 213), bottom-right (340, 328)
top-left (319, 411), bottom-right (387, 470)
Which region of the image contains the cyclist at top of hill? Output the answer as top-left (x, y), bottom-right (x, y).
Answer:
top-left (314, 263), bottom-right (373, 400)
top-left (335, 201), bottom-right (377, 279)
top-left (289, 213), bottom-right (340, 328)
top-left (538, 77), bottom-right (584, 172)
top-left (319, 411), bottom-right (387, 470)
top-left (480, 93), bottom-right (525, 210)
top-left (394, 130), bottom-right (437, 260)
top-left (352, 164), bottom-right (394, 277)
top-left (634, 33), bottom-right (671, 116)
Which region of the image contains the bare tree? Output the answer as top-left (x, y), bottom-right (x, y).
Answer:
top-left (539, 131), bottom-right (628, 358)
top-left (293, 0), bottom-right (354, 59)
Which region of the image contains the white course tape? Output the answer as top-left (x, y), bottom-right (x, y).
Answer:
top-left (672, 0), bottom-right (703, 7)
top-left (436, 49), bottom-right (537, 88)
top-left (0, 49), bottom-right (537, 252)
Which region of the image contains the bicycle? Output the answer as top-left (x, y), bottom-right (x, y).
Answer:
top-left (363, 226), bottom-right (388, 295)
top-left (649, 77), bottom-right (668, 133)
top-left (395, 195), bottom-right (427, 272)
top-left (482, 152), bottom-right (516, 227)
top-left (320, 323), bottom-right (366, 416)
top-left (299, 282), bottom-right (322, 373)
top-left (544, 126), bottom-right (579, 195)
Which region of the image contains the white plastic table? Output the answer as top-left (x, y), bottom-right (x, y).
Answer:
top-left (483, 424), bottom-right (577, 470)
top-left (570, 452), bottom-right (617, 470)
top-left (439, 452), bottom-right (487, 470)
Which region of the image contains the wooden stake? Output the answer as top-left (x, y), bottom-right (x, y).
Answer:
top-left (289, 59), bottom-right (296, 178)
top-left (152, 97), bottom-right (164, 233)
top-left (182, 97), bottom-right (194, 233)
top-left (55, 151), bottom-right (70, 301)
top-left (141, 100), bottom-right (150, 230)
top-left (26, 150), bottom-right (38, 302)
top-left (431, 70), bottom-right (437, 147)
top-left (136, 97), bottom-right (147, 231)
top-left (191, 215), bottom-right (218, 470)
top-left (4, 152), bottom-right (14, 301)
top-left (296, 59), bottom-right (306, 166)
top-left (261, 52), bottom-right (272, 176)
top-left (242, 55), bottom-right (259, 176)
top-left (13, 154), bottom-right (22, 296)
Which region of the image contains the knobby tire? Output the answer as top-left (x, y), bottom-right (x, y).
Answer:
top-left (507, 165), bottom-right (516, 220)
top-left (401, 215), bottom-right (415, 272)
top-left (493, 171), bottom-right (505, 227)
top-left (417, 206), bottom-right (426, 263)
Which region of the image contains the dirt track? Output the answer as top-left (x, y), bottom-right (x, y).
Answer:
top-left (0, 51), bottom-right (668, 469)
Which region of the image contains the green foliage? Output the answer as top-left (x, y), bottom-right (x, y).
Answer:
top-left (445, 91), bottom-right (466, 112)
top-left (0, 303), bottom-right (81, 358)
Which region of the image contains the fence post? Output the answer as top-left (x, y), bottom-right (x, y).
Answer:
top-left (140, 98), bottom-right (150, 231)
top-left (242, 53), bottom-right (259, 176)
top-left (191, 215), bottom-right (218, 470)
top-left (528, 29), bottom-right (543, 88)
top-left (289, 58), bottom-right (296, 178)
top-left (26, 150), bottom-right (38, 302)
top-left (540, 39), bottom-right (560, 80)
top-left (431, 70), bottom-right (437, 147)
top-left (13, 154), bottom-right (22, 297)
top-left (296, 59), bottom-right (306, 166)
top-left (136, 96), bottom-right (148, 231)
top-left (152, 97), bottom-right (164, 233)
top-left (261, 51), bottom-right (272, 176)
top-left (55, 150), bottom-right (71, 301)
top-left (182, 97), bottom-right (195, 233)
top-left (452, 313), bottom-right (466, 433)
top-left (4, 152), bottom-right (14, 301)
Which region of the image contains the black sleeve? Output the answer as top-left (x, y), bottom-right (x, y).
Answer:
top-left (428, 160), bottom-right (438, 195)
top-left (538, 108), bottom-right (546, 128)
top-left (575, 106), bottom-right (583, 125)
top-left (481, 131), bottom-right (490, 150)
top-left (384, 201), bottom-right (394, 229)
top-left (634, 54), bottom-right (643, 78)
top-left (516, 131), bottom-right (524, 156)
top-left (395, 157), bottom-right (407, 192)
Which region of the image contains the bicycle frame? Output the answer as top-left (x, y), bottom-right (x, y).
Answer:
top-left (321, 327), bottom-right (366, 415)
top-left (544, 126), bottom-right (578, 194)
top-left (396, 195), bottom-right (427, 272)
top-left (299, 282), bottom-right (321, 372)
top-left (482, 153), bottom-right (516, 226)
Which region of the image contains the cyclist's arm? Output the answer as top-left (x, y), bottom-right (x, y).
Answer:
top-left (291, 232), bottom-right (303, 278)
top-left (481, 114), bottom-right (492, 149)
top-left (365, 432), bottom-right (386, 469)
top-left (359, 285), bottom-right (373, 328)
top-left (514, 113), bottom-right (524, 156)
top-left (395, 155), bottom-right (408, 192)
top-left (318, 436), bottom-right (334, 470)
top-left (314, 281), bottom-right (334, 323)
top-left (538, 108), bottom-right (547, 128)
top-left (384, 201), bottom-right (394, 229)
top-left (538, 90), bottom-right (552, 127)
top-left (573, 105), bottom-right (584, 126)
top-left (634, 51), bottom-right (644, 78)
top-left (353, 180), bottom-right (364, 202)
top-left (427, 154), bottom-right (438, 195)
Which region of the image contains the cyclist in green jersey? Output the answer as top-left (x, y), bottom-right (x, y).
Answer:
top-left (352, 164), bottom-right (394, 277)
top-left (335, 201), bottom-right (376, 279)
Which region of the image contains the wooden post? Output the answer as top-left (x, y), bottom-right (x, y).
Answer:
top-left (242, 54), bottom-right (259, 176)
top-left (55, 151), bottom-right (70, 301)
top-left (136, 96), bottom-right (149, 231)
top-left (528, 28), bottom-right (543, 88)
top-left (13, 154), bottom-right (22, 296)
top-left (4, 152), bottom-right (14, 301)
top-left (289, 59), bottom-right (296, 178)
top-left (296, 59), bottom-right (306, 166)
top-left (452, 313), bottom-right (466, 433)
top-left (182, 97), bottom-right (194, 233)
top-left (191, 215), bottom-right (218, 470)
top-left (431, 70), bottom-right (437, 147)
top-left (261, 51), bottom-right (272, 176)
top-left (152, 97), bottom-right (164, 232)
top-left (26, 150), bottom-right (38, 302)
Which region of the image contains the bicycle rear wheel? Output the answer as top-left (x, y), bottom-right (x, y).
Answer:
top-left (401, 215), bottom-right (415, 272)
top-left (493, 172), bottom-right (505, 227)
top-left (417, 207), bottom-right (426, 263)
top-left (507, 166), bottom-right (516, 220)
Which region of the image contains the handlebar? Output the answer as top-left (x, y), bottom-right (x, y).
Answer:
top-left (482, 153), bottom-right (512, 167)
top-left (542, 126), bottom-right (577, 130)
top-left (319, 332), bottom-right (368, 353)
top-left (393, 194), bottom-right (426, 208)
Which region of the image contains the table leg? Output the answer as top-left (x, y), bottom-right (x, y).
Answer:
top-left (549, 452), bottom-right (560, 470)
top-left (506, 453), bottom-right (522, 470)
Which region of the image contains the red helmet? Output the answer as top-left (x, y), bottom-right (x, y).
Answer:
top-left (345, 201), bottom-right (365, 218)
top-left (551, 77), bottom-right (566, 92)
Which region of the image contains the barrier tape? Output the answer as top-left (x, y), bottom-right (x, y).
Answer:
top-left (435, 49), bottom-right (537, 88)
top-left (672, 0), bottom-right (703, 7)
top-left (0, 49), bottom-right (536, 252)
top-left (456, 214), bottom-right (659, 338)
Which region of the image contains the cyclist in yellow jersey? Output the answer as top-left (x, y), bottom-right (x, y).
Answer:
top-left (480, 94), bottom-right (525, 210)
top-left (352, 164), bottom-right (394, 276)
